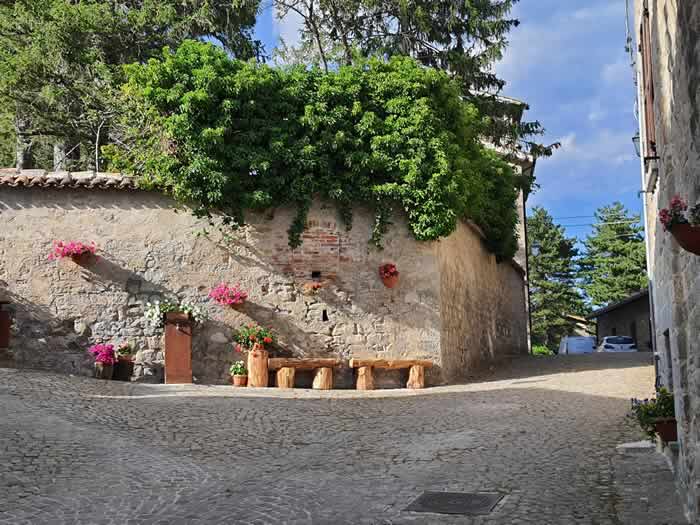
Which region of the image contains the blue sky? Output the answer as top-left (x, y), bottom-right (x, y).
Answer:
top-left (254, 1), bottom-right (643, 242)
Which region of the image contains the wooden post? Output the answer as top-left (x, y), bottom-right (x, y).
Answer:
top-left (407, 365), bottom-right (425, 389)
top-left (356, 366), bottom-right (374, 390)
top-left (312, 367), bottom-right (333, 390)
top-left (164, 312), bottom-right (192, 384)
top-left (247, 344), bottom-right (269, 387)
top-left (276, 367), bottom-right (295, 388)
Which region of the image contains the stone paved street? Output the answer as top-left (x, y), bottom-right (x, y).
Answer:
top-left (0, 354), bottom-right (689, 524)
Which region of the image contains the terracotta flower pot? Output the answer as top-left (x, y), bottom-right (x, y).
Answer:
top-left (94, 362), bottom-right (114, 380)
top-left (232, 375), bottom-right (248, 387)
top-left (113, 356), bottom-right (134, 381)
top-left (70, 252), bottom-right (94, 265)
top-left (671, 223), bottom-right (700, 255)
top-left (0, 309), bottom-right (10, 349)
top-left (654, 418), bottom-right (678, 443)
top-left (381, 274), bottom-right (399, 288)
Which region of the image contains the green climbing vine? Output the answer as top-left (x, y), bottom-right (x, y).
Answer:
top-left (106, 40), bottom-right (525, 259)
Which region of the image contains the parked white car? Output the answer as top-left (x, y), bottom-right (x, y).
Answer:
top-left (558, 336), bottom-right (596, 355)
top-left (597, 336), bottom-right (638, 352)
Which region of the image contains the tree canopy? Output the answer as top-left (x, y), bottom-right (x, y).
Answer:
top-left (579, 202), bottom-right (648, 306)
top-left (0, 0), bottom-right (261, 169)
top-left (527, 206), bottom-right (588, 350)
top-left (106, 40), bottom-right (522, 257)
top-left (273, 0), bottom-right (554, 157)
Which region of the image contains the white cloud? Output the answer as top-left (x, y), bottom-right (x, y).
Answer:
top-left (587, 99), bottom-right (607, 122)
top-left (273, 6), bottom-right (304, 48)
top-left (550, 129), bottom-right (636, 166)
top-left (602, 57), bottom-right (632, 86)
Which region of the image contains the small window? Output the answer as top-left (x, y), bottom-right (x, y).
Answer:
top-left (311, 270), bottom-right (321, 280)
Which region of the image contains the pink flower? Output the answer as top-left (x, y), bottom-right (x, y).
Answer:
top-left (88, 343), bottom-right (117, 365)
top-left (49, 240), bottom-right (97, 261)
top-left (208, 283), bottom-right (248, 307)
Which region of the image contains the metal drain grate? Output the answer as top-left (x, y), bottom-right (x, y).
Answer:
top-left (405, 491), bottom-right (503, 515)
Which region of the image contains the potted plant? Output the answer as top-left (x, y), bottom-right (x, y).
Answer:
top-left (48, 240), bottom-right (97, 265)
top-left (113, 342), bottom-right (135, 381)
top-left (144, 299), bottom-right (208, 329)
top-left (208, 283), bottom-right (248, 310)
top-left (659, 196), bottom-right (700, 255)
top-left (230, 360), bottom-right (248, 386)
top-left (301, 282), bottom-right (323, 296)
top-left (631, 388), bottom-right (677, 443)
top-left (88, 343), bottom-right (118, 380)
top-left (235, 323), bottom-right (275, 387)
top-left (379, 263), bottom-right (400, 288)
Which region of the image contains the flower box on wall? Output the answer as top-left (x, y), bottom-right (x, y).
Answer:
top-left (670, 223), bottom-right (700, 255)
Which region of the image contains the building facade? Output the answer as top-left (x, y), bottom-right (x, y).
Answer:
top-left (0, 171), bottom-right (530, 387)
top-left (633, 1), bottom-right (700, 521)
top-left (587, 289), bottom-right (652, 351)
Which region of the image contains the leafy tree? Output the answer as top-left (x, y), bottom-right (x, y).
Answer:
top-left (579, 202), bottom-right (648, 306)
top-left (106, 41), bottom-right (522, 257)
top-left (528, 207), bottom-right (587, 350)
top-left (0, 0), bottom-right (261, 170)
top-left (273, 0), bottom-right (556, 157)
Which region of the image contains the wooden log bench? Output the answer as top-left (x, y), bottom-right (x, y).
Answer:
top-left (348, 359), bottom-right (434, 390)
top-left (267, 358), bottom-right (341, 390)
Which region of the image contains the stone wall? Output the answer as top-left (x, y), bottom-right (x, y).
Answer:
top-left (635, 1), bottom-right (700, 521)
top-left (0, 185), bottom-right (528, 387)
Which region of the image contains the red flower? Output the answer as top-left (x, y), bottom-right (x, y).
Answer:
top-left (263, 337), bottom-right (273, 344)
top-left (249, 334), bottom-right (256, 341)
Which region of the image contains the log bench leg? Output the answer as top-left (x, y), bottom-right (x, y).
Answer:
top-left (407, 365), bottom-right (425, 389)
top-left (276, 367), bottom-right (295, 389)
top-left (356, 366), bottom-right (374, 390)
top-left (312, 367), bottom-right (333, 390)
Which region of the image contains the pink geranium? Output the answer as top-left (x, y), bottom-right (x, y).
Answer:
top-left (208, 283), bottom-right (248, 307)
top-left (659, 195), bottom-right (690, 231)
top-left (379, 263), bottom-right (399, 279)
top-left (88, 344), bottom-right (117, 365)
top-left (48, 240), bottom-right (97, 260)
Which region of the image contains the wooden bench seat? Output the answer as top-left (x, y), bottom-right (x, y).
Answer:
top-left (348, 359), bottom-right (433, 390)
top-left (267, 358), bottom-right (341, 390)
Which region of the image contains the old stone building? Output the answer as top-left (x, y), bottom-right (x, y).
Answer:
top-left (587, 289), bottom-right (652, 351)
top-left (633, 0), bottom-right (700, 521)
top-left (0, 170), bottom-right (530, 387)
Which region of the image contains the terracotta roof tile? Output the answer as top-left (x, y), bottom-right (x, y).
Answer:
top-left (0, 169), bottom-right (138, 190)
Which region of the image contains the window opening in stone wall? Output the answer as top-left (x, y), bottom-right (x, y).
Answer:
top-left (663, 329), bottom-right (673, 391)
top-left (322, 309), bottom-right (329, 322)
top-left (311, 271), bottom-right (321, 280)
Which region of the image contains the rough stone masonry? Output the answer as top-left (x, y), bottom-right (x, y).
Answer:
top-left (0, 171), bottom-right (528, 386)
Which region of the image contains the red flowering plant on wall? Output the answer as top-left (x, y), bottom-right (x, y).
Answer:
top-left (208, 283), bottom-right (248, 307)
top-left (88, 343), bottom-right (118, 365)
top-left (379, 263), bottom-right (399, 279)
top-left (659, 196), bottom-right (691, 231)
top-left (48, 241), bottom-right (97, 261)
top-left (234, 323), bottom-right (274, 350)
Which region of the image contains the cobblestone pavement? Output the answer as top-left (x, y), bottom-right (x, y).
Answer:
top-left (0, 354), bottom-right (689, 524)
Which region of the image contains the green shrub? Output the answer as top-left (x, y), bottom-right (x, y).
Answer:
top-left (532, 345), bottom-right (554, 356)
top-left (106, 41), bottom-right (525, 259)
top-left (630, 388), bottom-right (675, 441)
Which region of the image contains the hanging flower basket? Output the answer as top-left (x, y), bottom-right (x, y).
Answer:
top-left (379, 263), bottom-right (399, 288)
top-left (660, 196), bottom-right (700, 255)
top-left (653, 417), bottom-right (678, 443)
top-left (208, 283), bottom-right (248, 310)
top-left (48, 241), bottom-right (97, 265)
top-left (670, 223), bottom-right (700, 255)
